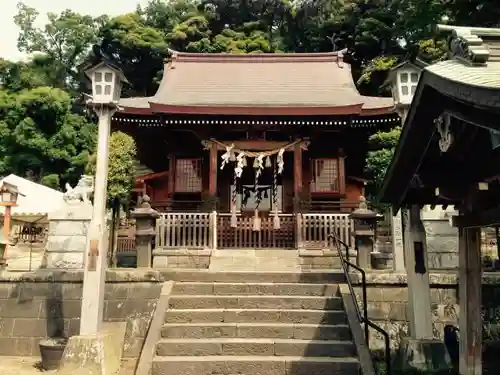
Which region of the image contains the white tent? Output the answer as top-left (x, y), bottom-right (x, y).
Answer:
top-left (0, 174), bottom-right (64, 224)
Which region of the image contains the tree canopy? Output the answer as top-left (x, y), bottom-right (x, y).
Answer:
top-left (1, 0), bottom-right (499, 195)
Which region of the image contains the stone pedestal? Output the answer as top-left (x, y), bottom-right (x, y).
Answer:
top-left (394, 337), bottom-right (452, 373)
top-left (131, 195), bottom-right (159, 268)
top-left (58, 322), bottom-right (126, 375)
top-left (41, 202), bottom-right (93, 269)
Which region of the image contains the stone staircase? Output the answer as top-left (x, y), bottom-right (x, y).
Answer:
top-left (150, 280), bottom-right (361, 375)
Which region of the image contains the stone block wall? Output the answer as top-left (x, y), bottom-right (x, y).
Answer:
top-left (0, 269), bottom-right (163, 369)
top-left (351, 272), bottom-right (500, 352)
top-left (422, 220), bottom-right (459, 270)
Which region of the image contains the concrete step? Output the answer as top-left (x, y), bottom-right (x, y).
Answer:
top-left (161, 270), bottom-right (346, 283)
top-left (211, 249), bottom-right (299, 257)
top-left (172, 282), bottom-right (339, 296)
top-left (165, 309), bottom-right (347, 325)
top-left (151, 356), bottom-right (360, 375)
top-left (161, 323), bottom-right (352, 340)
top-left (168, 295), bottom-right (343, 310)
top-left (156, 338), bottom-right (356, 357)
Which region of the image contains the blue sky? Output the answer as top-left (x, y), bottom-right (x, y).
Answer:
top-left (1, 0), bottom-right (150, 61)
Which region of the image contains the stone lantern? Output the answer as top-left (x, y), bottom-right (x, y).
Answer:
top-left (349, 197), bottom-right (385, 269)
top-left (84, 60), bottom-right (127, 104)
top-left (130, 195), bottom-right (159, 268)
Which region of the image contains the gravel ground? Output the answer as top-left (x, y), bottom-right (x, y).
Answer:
top-left (1, 357), bottom-right (56, 375)
top-left (1, 357), bottom-right (135, 374)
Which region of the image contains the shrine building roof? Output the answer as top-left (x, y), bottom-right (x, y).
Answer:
top-left (118, 51), bottom-right (394, 116)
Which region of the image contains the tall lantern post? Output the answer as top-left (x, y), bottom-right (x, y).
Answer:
top-left (80, 59), bottom-right (127, 335)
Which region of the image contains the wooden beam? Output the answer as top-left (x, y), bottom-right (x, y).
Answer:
top-left (453, 206), bottom-right (500, 228)
top-left (210, 140), bottom-right (296, 151)
top-left (458, 226), bottom-right (482, 375)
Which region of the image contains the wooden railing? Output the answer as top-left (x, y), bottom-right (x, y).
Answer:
top-left (155, 212), bottom-right (213, 248)
top-left (12, 224), bottom-right (48, 244)
top-left (116, 237), bottom-right (136, 253)
top-left (217, 213), bottom-right (295, 249)
top-left (121, 211), bottom-right (354, 252)
top-left (298, 213), bottom-right (354, 249)
top-left (300, 200), bottom-right (363, 213)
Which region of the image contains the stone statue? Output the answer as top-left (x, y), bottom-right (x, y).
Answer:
top-left (63, 175), bottom-right (94, 205)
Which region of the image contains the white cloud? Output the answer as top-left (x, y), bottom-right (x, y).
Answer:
top-left (0, 0), bottom-right (150, 61)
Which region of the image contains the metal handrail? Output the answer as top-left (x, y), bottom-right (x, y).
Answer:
top-left (329, 232), bottom-right (391, 375)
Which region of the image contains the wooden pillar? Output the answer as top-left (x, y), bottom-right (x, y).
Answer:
top-left (458, 226), bottom-right (482, 375)
top-left (1, 206), bottom-right (11, 264)
top-left (404, 205), bottom-right (433, 339)
top-left (338, 149), bottom-right (346, 195)
top-left (209, 142), bottom-right (218, 197)
top-left (167, 154), bottom-right (175, 211)
top-left (293, 142), bottom-right (303, 211)
top-left (3, 206), bottom-right (11, 243)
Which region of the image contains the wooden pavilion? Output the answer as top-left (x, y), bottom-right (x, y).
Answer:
top-left (379, 25), bottom-right (500, 375)
top-left (114, 51), bottom-right (399, 250)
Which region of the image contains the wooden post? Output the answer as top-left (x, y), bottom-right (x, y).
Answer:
top-left (209, 142), bottom-right (218, 197)
top-left (3, 206), bottom-right (11, 243)
top-left (293, 142), bottom-right (303, 211)
top-left (210, 211), bottom-right (218, 250)
top-left (1, 206), bottom-right (12, 264)
top-left (459, 226), bottom-right (482, 375)
top-left (296, 213), bottom-right (303, 249)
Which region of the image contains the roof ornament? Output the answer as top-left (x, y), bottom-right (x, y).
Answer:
top-left (434, 113), bottom-right (453, 152)
top-left (437, 25), bottom-right (490, 66)
top-left (167, 48), bottom-right (179, 69)
top-left (337, 48), bottom-right (348, 69)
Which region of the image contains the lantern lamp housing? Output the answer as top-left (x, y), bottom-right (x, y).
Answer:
top-left (84, 62), bottom-right (127, 104)
top-left (0, 182), bottom-right (20, 206)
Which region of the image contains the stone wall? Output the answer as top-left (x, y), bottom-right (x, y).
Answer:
top-left (352, 272), bottom-right (500, 352)
top-left (422, 219), bottom-right (459, 270)
top-left (0, 269), bottom-right (163, 370)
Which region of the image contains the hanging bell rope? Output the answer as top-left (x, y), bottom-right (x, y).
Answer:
top-left (272, 158), bottom-right (280, 230)
top-left (253, 163), bottom-right (262, 231)
top-left (230, 168), bottom-right (238, 228)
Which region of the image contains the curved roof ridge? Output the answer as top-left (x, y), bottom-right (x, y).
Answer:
top-left (119, 52), bottom-right (394, 116)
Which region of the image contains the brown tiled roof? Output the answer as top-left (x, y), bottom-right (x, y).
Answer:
top-left (119, 52), bottom-right (394, 116)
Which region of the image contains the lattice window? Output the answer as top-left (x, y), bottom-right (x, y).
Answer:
top-left (175, 158), bottom-right (202, 192)
top-left (310, 158), bottom-right (339, 193)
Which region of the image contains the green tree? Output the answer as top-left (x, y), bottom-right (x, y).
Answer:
top-left (85, 131), bottom-right (137, 265)
top-left (99, 13), bottom-right (168, 96)
top-left (364, 126), bottom-right (401, 196)
top-left (14, 2), bottom-right (105, 94)
top-left (85, 131), bottom-right (137, 209)
top-left (0, 86), bottom-right (96, 187)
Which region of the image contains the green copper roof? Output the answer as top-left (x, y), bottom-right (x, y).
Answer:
top-left (425, 59), bottom-right (500, 89)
